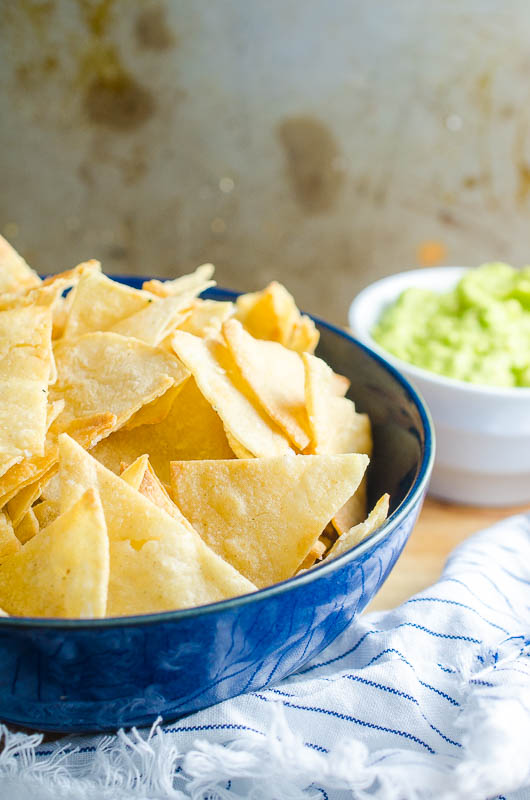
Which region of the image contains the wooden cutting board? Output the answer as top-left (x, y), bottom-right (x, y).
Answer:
top-left (367, 496), bottom-right (530, 612)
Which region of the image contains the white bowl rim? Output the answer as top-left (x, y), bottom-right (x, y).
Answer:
top-left (349, 266), bottom-right (530, 399)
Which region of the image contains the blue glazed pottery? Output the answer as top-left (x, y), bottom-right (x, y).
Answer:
top-left (0, 281), bottom-right (434, 733)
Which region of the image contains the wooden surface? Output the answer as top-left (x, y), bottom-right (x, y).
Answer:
top-left (367, 496), bottom-right (530, 612)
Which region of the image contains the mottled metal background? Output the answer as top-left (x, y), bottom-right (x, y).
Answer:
top-left (1, 1), bottom-right (530, 323)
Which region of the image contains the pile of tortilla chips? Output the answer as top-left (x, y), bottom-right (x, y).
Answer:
top-left (0, 235), bottom-right (389, 618)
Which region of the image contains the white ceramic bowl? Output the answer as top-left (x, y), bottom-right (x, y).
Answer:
top-left (349, 267), bottom-right (530, 506)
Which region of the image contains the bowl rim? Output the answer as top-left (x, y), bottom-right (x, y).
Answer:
top-left (0, 284), bottom-right (434, 629)
top-left (348, 266), bottom-right (530, 398)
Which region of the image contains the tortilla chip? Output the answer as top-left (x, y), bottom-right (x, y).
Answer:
top-left (122, 456), bottom-right (186, 524)
top-left (178, 299), bottom-right (234, 338)
top-left (119, 454), bottom-right (148, 483)
top-left (0, 261), bottom-right (100, 314)
top-left (123, 384), bottom-right (185, 431)
top-left (142, 264), bottom-right (215, 298)
top-left (287, 315), bottom-right (319, 355)
top-left (298, 539), bottom-right (327, 571)
top-left (0, 235), bottom-right (40, 294)
top-left (50, 332), bottom-right (188, 433)
top-left (14, 507), bottom-right (39, 544)
top-left (170, 452), bottom-right (369, 588)
top-left (0, 511), bottom-right (21, 561)
top-left (0, 448), bottom-right (58, 509)
top-left (172, 331), bottom-right (292, 457)
top-left (328, 495), bottom-right (390, 559)
top-left (61, 412), bottom-right (118, 450)
top-left (303, 352), bottom-right (373, 531)
top-left (63, 270), bottom-right (155, 338)
top-left (33, 498), bottom-right (60, 530)
top-left (41, 259), bottom-right (101, 289)
top-left (110, 295), bottom-right (191, 346)
top-left (0, 411), bottom-right (116, 509)
top-left (59, 435), bottom-right (256, 615)
top-left (91, 377), bottom-right (234, 482)
top-left (235, 281), bottom-right (319, 354)
top-left (6, 481), bottom-right (43, 528)
top-left (0, 305), bottom-right (52, 475)
top-left (223, 318), bottom-right (311, 450)
top-left (0, 488), bottom-right (109, 617)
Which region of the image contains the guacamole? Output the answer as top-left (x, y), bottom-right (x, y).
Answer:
top-left (372, 263), bottom-right (530, 387)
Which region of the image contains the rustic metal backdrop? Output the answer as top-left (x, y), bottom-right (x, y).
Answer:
top-left (1, 1), bottom-right (528, 322)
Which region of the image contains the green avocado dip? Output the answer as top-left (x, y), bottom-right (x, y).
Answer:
top-left (372, 263), bottom-right (530, 387)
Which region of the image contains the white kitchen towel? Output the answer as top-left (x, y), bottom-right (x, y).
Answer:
top-left (1, 512), bottom-right (530, 800)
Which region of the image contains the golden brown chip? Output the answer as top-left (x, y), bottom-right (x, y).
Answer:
top-left (142, 264), bottom-right (215, 298)
top-left (170, 453), bottom-right (369, 588)
top-left (50, 332), bottom-right (188, 433)
top-left (172, 331), bottom-right (292, 458)
top-left (59, 435), bottom-right (256, 615)
top-left (0, 511), bottom-right (21, 561)
top-left (91, 377), bottom-right (234, 483)
top-left (235, 281), bottom-right (319, 354)
top-left (0, 305), bottom-right (53, 476)
top-left (328, 495), bottom-right (390, 559)
top-left (14, 507), bottom-right (39, 544)
top-left (223, 318), bottom-right (311, 450)
top-left (303, 352), bottom-right (373, 531)
top-left (0, 488), bottom-right (109, 618)
top-left (0, 234), bottom-right (40, 294)
top-left (63, 270), bottom-right (155, 339)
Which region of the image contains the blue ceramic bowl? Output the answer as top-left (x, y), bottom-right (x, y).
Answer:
top-left (0, 281), bottom-right (434, 733)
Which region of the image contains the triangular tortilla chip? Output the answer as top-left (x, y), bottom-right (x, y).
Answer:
top-left (0, 511), bottom-right (21, 561)
top-left (121, 456), bottom-right (187, 524)
top-left (142, 264), bottom-right (215, 298)
top-left (110, 295), bottom-right (191, 346)
top-left (119, 454), bottom-right (150, 490)
top-left (63, 270), bottom-right (155, 338)
top-left (91, 377), bottom-right (234, 482)
top-left (0, 488), bottom-right (109, 617)
top-left (0, 261), bottom-right (100, 314)
top-left (172, 331), bottom-right (292, 457)
top-left (303, 352), bottom-right (373, 531)
top-left (328, 495), bottom-right (390, 559)
top-left (50, 332), bottom-right (188, 433)
top-left (170, 453), bottom-right (369, 588)
top-left (178, 299), bottom-right (234, 338)
top-left (223, 318), bottom-right (311, 450)
top-left (235, 281), bottom-right (319, 353)
top-left (0, 305), bottom-right (53, 476)
top-left (59, 435), bottom-right (256, 615)
top-left (14, 507), bottom-right (39, 544)
top-left (0, 235), bottom-right (40, 294)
